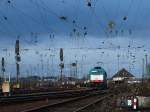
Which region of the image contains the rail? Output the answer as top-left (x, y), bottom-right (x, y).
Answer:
top-left (0, 88), bottom-right (94, 104)
top-left (21, 90), bottom-right (109, 112)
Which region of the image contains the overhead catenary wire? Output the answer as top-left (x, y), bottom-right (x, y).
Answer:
top-left (0, 8), bottom-right (16, 34)
top-left (30, 0), bottom-right (88, 48)
top-left (36, 0), bottom-right (82, 30)
top-left (0, 0), bottom-right (148, 77)
top-left (86, 1), bottom-right (109, 38)
top-left (9, 1), bottom-right (56, 33)
top-left (0, 0), bottom-right (33, 34)
top-left (0, 0), bottom-right (59, 46)
top-left (33, 3), bottom-right (57, 33)
top-left (117, 0), bottom-right (134, 36)
top-left (129, 0), bottom-right (143, 35)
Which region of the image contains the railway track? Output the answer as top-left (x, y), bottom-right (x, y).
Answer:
top-left (21, 90), bottom-right (111, 112)
top-left (73, 94), bottom-right (113, 112)
top-left (0, 88), bottom-right (94, 104)
top-left (0, 88), bottom-right (85, 96)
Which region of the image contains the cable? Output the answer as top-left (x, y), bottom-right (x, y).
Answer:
top-left (118, 0), bottom-right (134, 35)
top-left (130, 0), bottom-right (143, 34)
top-left (87, 4), bottom-right (109, 38)
top-left (39, 0), bottom-right (84, 31)
top-left (31, 0), bottom-right (57, 33)
top-left (10, 1), bottom-right (56, 33)
top-left (0, 9), bottom-right (16, 34)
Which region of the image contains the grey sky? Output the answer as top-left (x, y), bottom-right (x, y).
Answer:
top-left (0, 0), bottom-right (149, 78)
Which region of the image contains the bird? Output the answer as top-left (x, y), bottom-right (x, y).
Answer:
top-left (87, 2), bottom-right (91, 7)
top-left (8, 0), bottom-right (11, 3)
top-left (123, 16), bottom-right (127, 21)
top-left (59, 16), bottom-right (67, 20)
top-left (3, 16), bottom-right (8, 20)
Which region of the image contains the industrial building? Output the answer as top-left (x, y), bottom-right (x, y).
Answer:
top-left (112, 68), bottom-right (135, 83)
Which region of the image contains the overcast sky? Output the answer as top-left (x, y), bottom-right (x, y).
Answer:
top-left (0, 0), bottom-right (149, 78)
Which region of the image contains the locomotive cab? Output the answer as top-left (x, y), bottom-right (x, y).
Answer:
top-left (88, 66), bottom-right (107, 89)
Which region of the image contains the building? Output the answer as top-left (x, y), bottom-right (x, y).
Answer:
top-left (112, 68), bottom-right (135, 83)
top-left (145, 63), bottom-right (150, 79)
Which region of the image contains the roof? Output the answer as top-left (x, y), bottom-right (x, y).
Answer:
top-left (89, 66), bottom-right (106, 73)
top-left (112, 68), bottom-right (135, 78)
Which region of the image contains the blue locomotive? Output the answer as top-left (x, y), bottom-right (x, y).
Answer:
top-left (86, 66), bottom-right (107, 89)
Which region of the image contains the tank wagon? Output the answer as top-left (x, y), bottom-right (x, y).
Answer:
top-left (87, 66), bottom-right (107, 89)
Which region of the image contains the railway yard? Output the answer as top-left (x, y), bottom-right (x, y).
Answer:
top-left (0, 88), bottom-right (115, 112)
top-left (1, 0), bottom-right (150, 112)
top-left (1, 83), bottom-right (150, 112)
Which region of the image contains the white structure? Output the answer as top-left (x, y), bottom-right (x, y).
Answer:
top-left (112, 68), bottom-right (135, 83)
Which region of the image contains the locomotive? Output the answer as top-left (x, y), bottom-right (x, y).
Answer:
top-left (86, 66), bottom-right (107, 89)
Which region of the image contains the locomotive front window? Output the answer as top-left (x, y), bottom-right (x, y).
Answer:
top-left (90, 75), bottom-right (104, 81)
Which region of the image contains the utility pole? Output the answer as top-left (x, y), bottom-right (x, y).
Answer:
top-left (145, 54), bottom-right (148, 67)
top-left (47, 59), bottom-right (49, 76)
top-left (59, 48), bottom-right (64, 82)
top-left (142, 58), bottom-right (145, 84)
top-left (40, 55), bottom-right (43, 75)
top-left (81, 55), bottom-right (86, 78)
top-left (71, 62), bottom-right (77, 79)
top-left (1, 57), bottom-right (5, 82)
top-left (75, 60), bottom-right (78, 79)
top-left (70, 62), bottom-right (72, 78)
top-left (40, 54), bottom-right (44, 83)
top-left (145, 54), bottom-right (148, 77)
top-left (50, 54), bottom-right (55, 76)
top-left (37, 64), bottom-right (40, 75)
top-left (1, 57), bottom-right (10, 96)
top-left (15, 39), bottom-right (21, 88)
top-left (117, 54), bottom-right (120, 71)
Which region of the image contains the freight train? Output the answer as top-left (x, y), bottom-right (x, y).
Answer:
top-left (86, 66), bottom-right (107, 89)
